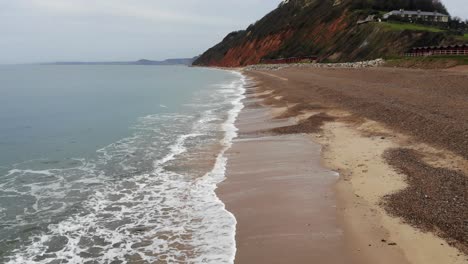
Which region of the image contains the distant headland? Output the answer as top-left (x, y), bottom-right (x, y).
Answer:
top-left (42, 57), bottom-right (198, 66)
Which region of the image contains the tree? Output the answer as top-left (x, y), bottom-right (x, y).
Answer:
top-left (350, 0), bottom-right (450, 15)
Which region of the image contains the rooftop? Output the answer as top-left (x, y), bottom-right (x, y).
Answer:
top-left (386, 10), bottom-right (449, 17)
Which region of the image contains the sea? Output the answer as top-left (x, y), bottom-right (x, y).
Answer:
top-left (0, 65), bottom-right (246, 263)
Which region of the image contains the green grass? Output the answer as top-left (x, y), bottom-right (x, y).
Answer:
top-left (454, 34), bottom-right (468, 41)
top-left (380, 22), bottom-right (444, 33)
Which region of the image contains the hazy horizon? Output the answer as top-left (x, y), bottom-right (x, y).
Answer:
top-left (1, 0), bottom-right (467, 64)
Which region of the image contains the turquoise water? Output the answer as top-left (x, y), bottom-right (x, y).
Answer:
top-left (0, 65), bottom-right (245, 263)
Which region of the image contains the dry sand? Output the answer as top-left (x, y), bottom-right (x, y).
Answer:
top-left (318, 120), bottom-right (466, 264)
top-left (219, 66), bottom-right (467, 264)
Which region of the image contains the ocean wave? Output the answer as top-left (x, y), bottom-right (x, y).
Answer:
top-left (3, 70), bottom-right (247, 264)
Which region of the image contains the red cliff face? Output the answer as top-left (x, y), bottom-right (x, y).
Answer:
top-left (207, 31), bottom-right (294, 67)
top-left (308, 13), bottom-right (349, 45)
top-left (206, 14), bottom-right (349, 68)
top-left (196, 11), bottom-right (352, 67)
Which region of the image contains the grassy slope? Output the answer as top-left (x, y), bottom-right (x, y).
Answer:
top-left (386, 55), bottom-right (468, 68)
top-left (380, 22), bottom-right (445, 33)
top-left (454, 34), bottom-right (468, 41)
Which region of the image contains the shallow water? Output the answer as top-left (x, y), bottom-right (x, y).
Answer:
top-left (0, 65), bottom-right (245, 263)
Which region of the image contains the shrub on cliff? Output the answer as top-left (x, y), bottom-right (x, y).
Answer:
top-left (350, 0), bottom-right (448, 14)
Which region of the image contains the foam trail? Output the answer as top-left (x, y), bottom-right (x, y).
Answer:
top-left (155, 133), bottom-right (201, 166)
top-left (209, 72), bottom-right (246, 262)
top-left (190, 71), bottom-right (246, 263)
top-left (3, 70), bottom-right (247, 264)
top-left (6, 169), bottom-right (53, 177)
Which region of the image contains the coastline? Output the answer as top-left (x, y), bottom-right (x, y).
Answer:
top-left (216, 78), bottom-right (353, 263)
top-left (218, 66), bottom-right (467, 264)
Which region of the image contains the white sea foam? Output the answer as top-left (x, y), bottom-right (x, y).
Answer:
top-left (155, 133), bottom-right (201, 166)
top-left (6, 169), bottom-right (54, 177)
top-left (4, 70), bottom-right (246, 264)
top-left (191, 71), bottom-right (246, 263)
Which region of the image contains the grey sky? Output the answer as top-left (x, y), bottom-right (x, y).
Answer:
top-left (0, 0), bottom-right (466, 64)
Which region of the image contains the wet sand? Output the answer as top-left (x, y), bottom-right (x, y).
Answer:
top-left (235, 66), bottom-right (467, 264)
top-left (217, 95), bottom-right (353, 263)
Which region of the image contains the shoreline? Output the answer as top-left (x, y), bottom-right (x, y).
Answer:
top-left (218, 66), bottom-right (467, 264)
top-left (217, 81), bottom-right (353, 263)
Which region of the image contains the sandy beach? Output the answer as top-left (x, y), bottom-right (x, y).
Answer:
top-left (219, 66), bottom-right (468, 264)
top-left (217, 93), bottom-right (353, 264)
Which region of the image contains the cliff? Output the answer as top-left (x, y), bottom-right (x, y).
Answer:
top-left (193, 0), bottom-right (457, 67)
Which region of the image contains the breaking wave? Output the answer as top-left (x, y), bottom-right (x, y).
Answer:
top-left (1, 71), bottom-right (246, 264)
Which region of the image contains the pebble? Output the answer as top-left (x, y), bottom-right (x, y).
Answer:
top-left (245, 59), bottom-right (385, 71)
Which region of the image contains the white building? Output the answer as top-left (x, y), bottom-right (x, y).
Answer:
top-left (383, 10), bottom-right (449, 23)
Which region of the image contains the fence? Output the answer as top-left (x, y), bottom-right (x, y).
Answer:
top-left (405, 45), bottom-right (468, 57)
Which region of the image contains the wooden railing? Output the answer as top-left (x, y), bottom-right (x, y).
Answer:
top-left (405, 50), bottom-right (468, 56)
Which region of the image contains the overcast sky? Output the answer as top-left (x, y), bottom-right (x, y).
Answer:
top-left (0, 0), bottom-right (466, 64)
